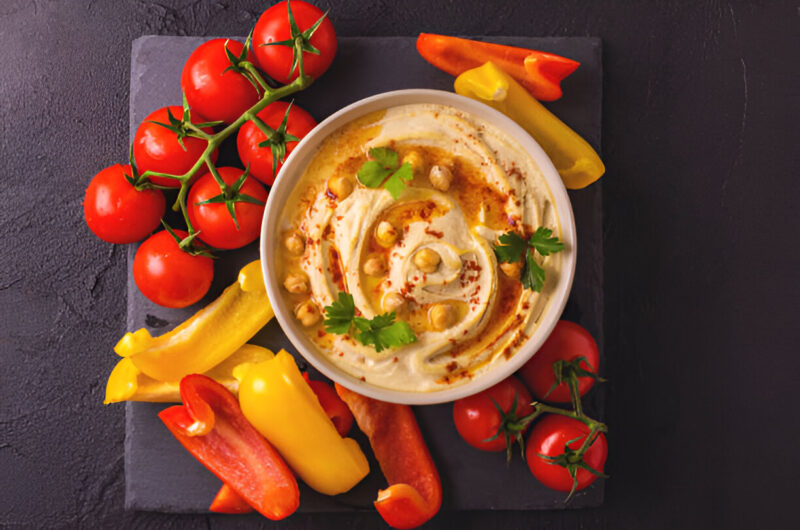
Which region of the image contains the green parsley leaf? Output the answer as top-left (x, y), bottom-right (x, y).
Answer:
top-left (353, 311), bottom-right (399, 352)
top-left (368, 312), bottom-right (397, 329)
top-left (494, 231), bottom-right (527, 263)
top-left (354, 328), bottom-right (381, 350)
top-left (377, 321), bottom-right (417, 348)
top-left (529, 227), bottom-right (565, 256)
top-left (356, 147), bottom-right (413, 198)
top-left (351, 316), bottom-right (372, 332)
top-left (368, 147), bottom-right (398, 168)
top-left (522, 249), bottom-right (547, 292)
top-left (322, 294), bottom-right (417, 351)
top-left (357, 160), bottom-right (392, 188)
top-left (495, 227), bottom-right (564, 292)
top-left (384, 162), bottom-right (413, 199)
top-left (323, 292), bottom-right (355, 334)
top-left (355, 318), bottom-right (417, 352)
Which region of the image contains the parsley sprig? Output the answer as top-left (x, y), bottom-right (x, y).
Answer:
top-left (356, 147), bottom-right (413, 199)
top-left (494, 227), bottom-right (564, 292)
top-left (323, 292), bottom-right (417, 352)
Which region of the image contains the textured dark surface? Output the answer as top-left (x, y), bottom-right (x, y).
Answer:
top-left (1, 1), bottom-right (798, 529)
top-left (124, 35), bottom-right (603, 513)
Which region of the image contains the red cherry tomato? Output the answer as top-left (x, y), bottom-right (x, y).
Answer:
top-left (519, 320), bottom-right (600, 402)
top-left (83, 164), bottom-right (165, 244)
top-left (237, 101), bottom-right (317, 185)
top-left (133, 106), bottom-right (218, 188)
top-left (187, 167), bottom-right (267, 250)
top-left (452, 376), bottom-right (532, 452)
top-left (133, 230), bottom-right (213, 308)
top-left (252, 0), bottom-right (337, 83)
top-left (302, 373), bottom-right (354, 437)
top-left (526, 414), bottom-right (608, 493)
top-left (181, 38), bottom-right (261, 125)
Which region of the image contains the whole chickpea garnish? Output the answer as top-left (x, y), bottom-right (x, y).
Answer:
top-left (283, 272), bottom-right (309, 294)
top-left (499, 261), bottom-right (522, 280)
top-left (402, 150), bottom-right (425, 176)
top-left (284, 232), bottom-right (305, 256)
top-left (414, 248), bottom-right (441, 273)
top-left (382, 292), bottom-right (406, 313)
top-left (295, 300), bottom-right (320, 327)
top-left (363, 254), bottom-right (387, 277)
top-left (328, 176), bottom-right (354, 199)
top-left (428, 164), bottom-right (453, 191)
top-left (375, 220), bottom-right (399, 248)
top-left (429, 303), bottom-right (457, 331)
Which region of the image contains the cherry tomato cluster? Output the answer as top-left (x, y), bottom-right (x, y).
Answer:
top-left (83, 1), bottom-right (335, 308)
top-left (452, 320), bottom-right (608, 501)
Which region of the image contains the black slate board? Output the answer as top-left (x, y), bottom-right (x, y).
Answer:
top-left (125, 35), bottom-right (603, 513)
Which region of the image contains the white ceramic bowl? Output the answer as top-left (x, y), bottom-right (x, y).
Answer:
top-left (260, 89), bottom-right (576, 405)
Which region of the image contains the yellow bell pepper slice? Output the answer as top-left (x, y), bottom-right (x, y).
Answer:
top-left (238, 350), bottom-right (370, 496)
top-left (104, 344), bottom-right (275, 404)
top-left (454, 61), bottom-right (605, 190)
top-left (115, 260), bottom-right (274, 382)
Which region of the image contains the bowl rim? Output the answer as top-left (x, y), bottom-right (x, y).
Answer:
top-left (260, 88), bottom-right (576, 405)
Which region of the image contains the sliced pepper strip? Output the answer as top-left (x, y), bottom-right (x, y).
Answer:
top-left (238, 350), bottom-right (370, 496)
top-left (335, 384), bottom-right (442, 529)
top-left (115, 260), bottom-right (274, 382)
top-left (303, 373), bottom-right (354, 437)
top-left (209, 371), bottom-right (353, 513)
top-left (455, 61), bottom-right (605, 189)
top-left (159, 374), bottom-right (298, 520)
top-left (209, 483), bottom-right (253, 514)
top-left (104, 344), bottom-right (274, 404)
top-left (416, 33), bottom-right (579, 101)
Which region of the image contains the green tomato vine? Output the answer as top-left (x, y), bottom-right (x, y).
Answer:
top-left (515, 364), bottom-right (609, 503)
top-left (128, 4), bottom-right (326, 256)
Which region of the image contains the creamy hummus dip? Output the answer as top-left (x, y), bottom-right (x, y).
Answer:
top-left (276, 103), bottom-right (562, 392)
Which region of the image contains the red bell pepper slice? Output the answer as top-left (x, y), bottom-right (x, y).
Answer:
top-left (209, 483), bottom-right (253, 514)
top-left (303, 372), bottom-right (354, 437)
top-left (335, 384), bottom-right (442, 529)
top-left (416, 33), bottom-right (580, 101)
top-left (207, 372), bottom-right (355, 513)
top-left (158, 374), bottom-right (299, 520)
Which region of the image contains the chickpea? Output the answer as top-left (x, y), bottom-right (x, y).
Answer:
top-left (428, 164), bottom-right (453, 191)
top-left (382, 292), bottom-right (406, 313)
top-left (402, 150), bottom-right (425, 175)
top-left (375, 220), bottom-right (399, 248)
top-left (363, 255), bottom-right (387, 277)
top-left (429, 303), bottom-right (457, 331)
top-left (283, 272), bottom-right (309, 294)
top-left (500, 261), bottom-right (522, 279)
top-left (414, 248), bottom-right (441, 273)
top-left (284, 232), bottom-right (305, 256)
top-left (328, 176), bottom-right (354, 199)
top-left (295, 300), bottom-right (320, 327)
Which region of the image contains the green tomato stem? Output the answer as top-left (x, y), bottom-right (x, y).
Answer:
top-left (139, 170), bottom-right (183, 184)
top-left (241, 62), bottom-right (272, 93)
top-left (184, 122), bottom-right (213, 141)
top-left (568, 373), bottom-right (584, 417)
top-left (177, 184), bottom-right (194, 234)
top-left (530, 402), bottom-right (606, 431)
top-left (575, 424), bottom-right (603, 459)
top-left (249, 114), bottom-right (277, 139)
top-left (205, 158), bottom-right (227, 194)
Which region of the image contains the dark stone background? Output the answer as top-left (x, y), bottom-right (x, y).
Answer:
top-left (0, 1), bottom-right (797, 529)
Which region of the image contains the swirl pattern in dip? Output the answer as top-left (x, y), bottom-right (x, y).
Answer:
top-left (276, 103), bottom-right (562, 392)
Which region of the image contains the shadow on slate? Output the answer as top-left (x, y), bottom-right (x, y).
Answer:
top-left (124, 35), bottom-right (603, 513)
